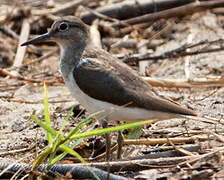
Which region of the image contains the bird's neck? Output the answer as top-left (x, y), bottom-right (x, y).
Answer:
top-left (59, 39), bottom-right (87, 79)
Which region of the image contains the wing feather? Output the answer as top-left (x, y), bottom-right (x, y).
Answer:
top-left (73, 51), bottom-right (196, 116)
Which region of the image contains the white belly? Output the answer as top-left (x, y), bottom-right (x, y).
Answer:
top-left (64, 71), bottom-right (177, 122)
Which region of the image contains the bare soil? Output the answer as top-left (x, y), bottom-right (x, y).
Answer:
top-left (0, 2), bottom-right (224, 179)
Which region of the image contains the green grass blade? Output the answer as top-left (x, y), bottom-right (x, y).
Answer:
top-left (126, 127), bottom-right (142, 139)
top-left (59, 145), bottom-right (100, 180)
top-left (43, 83), bottom-right (52, 144)
top-left (59, 145), bottom-right (85, 163)
top-left (65, 111), bottom-right (103, 140)
top-left (49, 139), bottom-right (83, 165)
top-left (32, 146), bottom-right (52, 170)
top-left (31, 114), bottom-right (59, 137)
top-left (70, 119), bottom-right (157, 140)
top-left (59, 105), bottom-right (75, 133)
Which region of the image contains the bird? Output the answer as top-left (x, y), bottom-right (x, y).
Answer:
top-left (21, 16), bottom-right (196, 160)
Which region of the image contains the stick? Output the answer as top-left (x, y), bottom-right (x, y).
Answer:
top-left (127, 145), bottom-right (201, 160)
top-left (123, 136), bottom-right (210, 146)
top-left (32, 0), bottom-right (93, 16)
top-left (13, 19), bottom-right (30, 68)
top-left (143, 77), bottom-right (224, 88)
top-left (113, 0), bottom-right (224, 27)
top-left (82, 156), bottom-right (193, 172)
top-left (0, 69), bottom-right (60, 85)
top-left (89, 19), bottom-right (102, 48)
top-left (122, 39), bottom-right (224, 63)
top-left (81, 0), bottom-right (197, 24)
top-left (1, 67), bottom-right (223, 88)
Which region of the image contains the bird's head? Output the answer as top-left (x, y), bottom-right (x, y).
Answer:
top-left (21, 16), bottom-right (89, 47)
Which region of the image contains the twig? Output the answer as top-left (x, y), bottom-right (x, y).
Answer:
top-left (166, 136), bottom-right (195, 156)
top-left (80, 156), bottom-right (193, 172)
top-left (32, 0), bottom-right (93, 16)
top-left (0, 69), bottom-right (61, 85)
top-left (113, 0), bottom-right (224, 27)
top-left (193, 88), bottom-right (219, 101)
top-left (84, 6), bottom-right (119, 23)
top-left (122, 39), bottom-right (224, 63)
top-left (89, 144), bottom-right (118, 161)
top-left (13, 19), bottom-right (30, 68)
top-left (123, 135), bottom-right (211, 146)
top-left (83, 6), bottom-right (133, 30)
top-left (177, 148), bottom-right (224, 167)
top-left (25, 48), bottom-right (58, 66)
top-left (142, 144), bottom-right (201, 153)
top-left (184, 33), bottom-right (194, 81)
top-left (138, 40), bottom-right (148, 76)
top-left (0, 26), bottom-right (19, 39)
top-left (1, 67), bottom-right (223, 88)
top-left (0, 97), bottom-right (72, 104)
top-left (81, 0), bottom-right (196, 24)
top-left (0, 146), bottom-right (35, 156)
top-left (89, 19), bottom-right (102, 48)
top-left (143, 76), bottom-right (224, 88)
top-left (127, 145), bottom-right (201, 160)
top-left (103, 37), bottom-right (137, 48)
top-left (9, 48), bottom-right (58, 71)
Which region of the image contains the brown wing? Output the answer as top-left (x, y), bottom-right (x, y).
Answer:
top-left (73, 49), bottom-right (196, 116)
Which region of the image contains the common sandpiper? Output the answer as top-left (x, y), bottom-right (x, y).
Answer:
top-left (21, 16), bottom-right (196, 160)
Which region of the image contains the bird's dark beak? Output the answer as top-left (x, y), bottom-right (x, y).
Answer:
top-left (21, 33), bottom-right (51, 46)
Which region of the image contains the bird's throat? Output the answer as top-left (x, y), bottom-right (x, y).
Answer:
top-left (59, 40), bottom-right (86, 80)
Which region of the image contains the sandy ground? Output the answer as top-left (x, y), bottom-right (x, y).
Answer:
top-left (0, 9), bottom-right (224, 179)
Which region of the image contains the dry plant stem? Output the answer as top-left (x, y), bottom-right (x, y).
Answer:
top-left (138, 40), bottom-right (148, 76)
top-left (79, 156), bottom-right (193, 172)
top-left (81, 0), bottom-right (196, 24)
top-left (89, 20), bottom-right (102, 48)
top-left (83, 150), bottom-right (224, 172)
top-left (113, 0), bottom-right (224, 27)
top-left (1, 67), bottom-right (223, 88)
top-left (84, 7), bottom-right (119, 23)
top-left (184, 33), bottom-right (194, 81)
top-left (0, 26), bottom-right (19, 39)
top-left (178, 148), bottom-right (224, 167)
top-left (9, 49), bottom-right (58, 71)
top-left (0, 146), bottom-right (34, 156)
top-left (83, 6), bottom-right (132, 29)
top-left (193, 88), bottom-right (219, 101)
top-left (166, 137), bottom-right (195, 156)
top-left (0, 97), bottom-right (71, 104)
top-left (89, 144), bottom-right (118, 161)
top-left (143, 77), bottom-right (224, 88)
top-left (127, 145), bottom-right (200, 160)
top-left (122, 39), bottom-right (224, 63)
top-left (25, 48), bottom-right (58, 66)
top-left (119, 22), bottom-right (153, 36)
top-left (123, 135), bottom-right (213, 146)
top-left (0, 69), bottom-right (60, 85)
top-left (144, 144), bottom-right (201, 152)
top-left (32, 0), bottom-right (94, 16)
top-left (209, 132), bottom-right (224, 143)
top-left (13, 19), bottom-right (30, 68)
top-left (103, 38), bottom-right (137, 48)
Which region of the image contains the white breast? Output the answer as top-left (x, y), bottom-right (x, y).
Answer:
top-left (63, 71), bottom-right (178, 123)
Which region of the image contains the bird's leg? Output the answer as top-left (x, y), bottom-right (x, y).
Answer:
top-left (101, 119), bottom-right (111, 161)
top-left (117, 131), bottom-right (124, 159)
top-left (101, 119), bottom-right (111, 180)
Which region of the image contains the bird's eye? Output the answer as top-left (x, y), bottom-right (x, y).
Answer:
top-left (58, 22), bottom-right (69, 31)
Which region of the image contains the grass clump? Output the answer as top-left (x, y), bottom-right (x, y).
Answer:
top-left (31, 83), bottom-right (157, 170)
